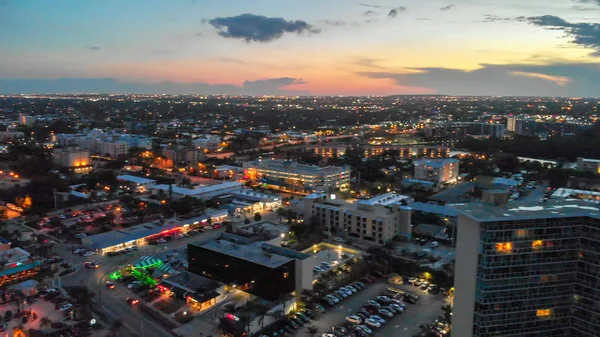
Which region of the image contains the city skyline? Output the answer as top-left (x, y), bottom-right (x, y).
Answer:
top-left (1, 0), bottom-right (600, 96)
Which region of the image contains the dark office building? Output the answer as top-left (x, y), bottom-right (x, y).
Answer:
top-left (188, 233), bottom-right (314, 301)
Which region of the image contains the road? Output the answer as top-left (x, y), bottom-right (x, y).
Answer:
top-left (57, 222), bottom-right (243, 337)
top-left (309, 280), bottom-right (449, 337)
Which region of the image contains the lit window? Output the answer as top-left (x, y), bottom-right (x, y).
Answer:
top-left (532, 240), bottom-right (543, 249)
top-left (536, 309), bottom-right (552, 317)
top-left (515, 229), bottom-right (529, 238)
top-left (495, 242), bottom-right (513, 253)
top-left (283, 272), bottom-right (289, 279)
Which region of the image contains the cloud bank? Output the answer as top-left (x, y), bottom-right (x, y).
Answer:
top-left (208, 14), bottom-right (319, 42)
top-left (0, 77), bottom-right (308, 95)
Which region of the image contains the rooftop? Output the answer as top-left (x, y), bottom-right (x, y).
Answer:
top-left (83, 219), bottom-right (182, 249)
top-left (117, 175), bottom-right (156, 185)
top-left (357, 193), bottom-right (410, 206)
top-left (454, 199), bottom-right (600, 222)
top-left (161, 271), bottom-right (222, 293)
top-left (251, 159), bottom-right (350, 175)
top-left (152, 181), bottom-right (243, 196)
top-left (414, 158), bottom-right (459, 168)
top-left (192, 234), bottom-right (309, 268)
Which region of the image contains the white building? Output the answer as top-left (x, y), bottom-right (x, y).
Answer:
top-left (577, 157), bottom-right (600, 174)
top-left (52, 147), bottom-right (92, 174)
top-left (244, 159), bottom-right (350, 193)
top-left (230, 189), bottom-right (282, 213)
top-left (98, 140), bottom-right (130, 158)
top-left (413, 158), bottom-right (459, 184)
top-left (193, 135), bottom-right (221, 152)
top-left (18, 113), bottom-right (37, 126)
top-left (117, 175), bottom-right (157, 193)
top-left (151, 181), bottom-right (243, 200)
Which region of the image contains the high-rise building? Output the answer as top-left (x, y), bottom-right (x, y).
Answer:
top-left (52, 147), bottom-right (92, 174)
top-left (453, 200), bottom-right (600, 337)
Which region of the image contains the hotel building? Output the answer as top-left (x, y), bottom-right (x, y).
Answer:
top-left (413, 158), bottom-right (459, 184)
top-left (453, 200), bottom-right (600, 337)
top-left (243, 159), bottom-right (350, 194)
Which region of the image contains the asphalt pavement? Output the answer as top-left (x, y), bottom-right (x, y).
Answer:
top-left (308, 280), bottom-right (449, 337)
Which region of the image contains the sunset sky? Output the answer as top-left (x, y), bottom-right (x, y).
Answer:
top-left (1, 0), bottom-right (599, 96)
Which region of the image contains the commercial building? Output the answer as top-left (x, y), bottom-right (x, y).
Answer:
top-left (506, 117), bottom-right (592, 137)
top-left (18, 113), bottom-right (37, 126)
top-left (150, 181), bottom-right (243, 200)
top-left (291, 193), bottom-right (412, 244)
top-left (162, 146), bottom-right (203, 167)
top-left (229, 189), bottom-right (282, 214)
top-left (577, 157), bottom-right (600, 174)
top-left (0, 247), bottom-right (42, 288)
top-left (453, 200), bottom-right (600, 337)
top-left (117, 174), bottom-right (157, 193)
top-left (243, 159), bottom-right (350, 194)
top-left (188, 233), bottom-right (315, 301)
top-left (52, 147), bottom-right (92, 174)
top-left (82, 218), bottom-right (192, 254)
top-left (193, 135), bottom-right (221, 152)
top-left (158, 271), bottom-right (225, 311)
top-left (413, 158), bottom-right (459, 184)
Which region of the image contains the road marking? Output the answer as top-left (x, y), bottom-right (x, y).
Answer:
top-left (403, 328), bottom-right (408, 331)
top-left (394, 324), bottom-right (399, 328)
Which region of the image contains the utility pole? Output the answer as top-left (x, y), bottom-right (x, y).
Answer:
top-left (53, 188), bottom-right (58, 210)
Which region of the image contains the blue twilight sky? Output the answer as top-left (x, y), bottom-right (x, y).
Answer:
top-left (0, 0), bottom-right (600, 96)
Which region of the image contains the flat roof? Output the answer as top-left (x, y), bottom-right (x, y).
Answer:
top-left (82, 219), bottom-right (182, 250)
top-left (192, 234), bottom-right (309, 268)
top-left (414, 158), bottom-right (459, 167)
top-left (152, 181), bottom-right (243, 196)
top-left (161, 271), bottom-right (222, 293)
top-left (117, 175), bottom-right (156, 185)
top-left (357, 193), bottom-right (409, 206)
top-left (553, 188), bottom-right (600, 198)
top-left (454, 200), bottom-right (600, 222)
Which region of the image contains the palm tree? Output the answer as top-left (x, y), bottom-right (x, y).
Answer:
top-left (39, 316), bottom-right (52, 333)
top-left (255, 304), bottom-right (270, 330)
top-left (237, 308), bottom-right (253, 337)
top-left (12, 290), bottom-right (25, 313)
top-left (26, 295), bottom-right (36, 314)
top-left (65, 286), bottom-right (96, 319)
top-left (109, 319), bottom-right (123, 337)
top-left (307, 325), bottom-right (319, 337)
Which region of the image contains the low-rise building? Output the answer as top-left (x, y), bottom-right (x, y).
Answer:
top-left (117, 174), bottom-right (157, 193)
top-left (158, 271), bottom-right (225, 311)
top-left (577, 157), bottom-right (600, 174)
top-left (244, 159), bottom-right (350, 194)
top-left (414, 158), bottom-right (459, 184)
top-left (0, 247), bottom-right (42, 288)
top-left (291, 193), bottom-right (412, 244)
top-left (188, 233), bottom-right (315, 301)
top-left (151, 181), bottom-right (243, 200)
top-left (52, 147), bottom-right (92, 174)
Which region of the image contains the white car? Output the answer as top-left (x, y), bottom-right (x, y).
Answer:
top-left (365, 318), bottom-right (381, 328)
top-left (326, 295), bottom-right (339, 303)
top-left (390, 303), bottom-right (405, 312)
top-left (59, 303), bottom-right (73, 312)
top-left (345, 315), bottom-right (362, 324)
top-left (82, 251), bottom-right (95, 257)
top-left (343, 286), bottom-right (357, 294)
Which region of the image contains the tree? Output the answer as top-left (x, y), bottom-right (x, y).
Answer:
top-left (254, 212), bottom-right (262, 222)
top-left (307, 325), bottom-right (319, 337)
top-left (255, 304), bottom-right (270, 330)
top-left (39, 316), bottom-right (52, 333)
top-left (26, 295), bottom-right (36, 313)
top-left (110, 319), bottom-right (123, 337)
top-left (12, 291), bottom-right (25, 313)
top-left (65, 286), bottom-right (95, 318)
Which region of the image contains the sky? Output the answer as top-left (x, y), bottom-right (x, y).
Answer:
top-left (1, 0), bottom-right (600, 96)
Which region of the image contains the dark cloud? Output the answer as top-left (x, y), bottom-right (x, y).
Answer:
top-left (0, 77), bottom-right (308, 95)
top-left (439, 4), bottom-right (455, 11)
top-left (356, 62), bottom-right (600, 96)
top-left (358, 3), bottom-right (381, 8)
top-left (86, 46), bottom-right (101, 51)
top-left (363, 10), bottom-right (377, 16)
top-left (388, 7), bottom-right (406, 18)
top-left (572, 5), bottom-right (600, 11)
top-left (574, 0), bottom-right (600, 5)
top-left (525, 15), bottom-right (600, 54)
top-left (208, 14), bottom-right (319, 42)
top-left (480, 15), bottom-right (514, 23)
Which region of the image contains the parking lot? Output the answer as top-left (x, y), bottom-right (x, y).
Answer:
top-left (309, 279), bottom-right (450, 336)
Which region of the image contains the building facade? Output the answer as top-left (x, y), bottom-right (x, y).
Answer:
top-left (244, 159), bottom-right (350, 194)
top-left (52, 147), bottom-right (92, 174)
top-left (291, 193), bottom-right (412, 244)
top-left (576, 157), bottom-right (600, 174)
top-left (413, 158), bottom-right (459, 184)
top-left (188, 234), bottom-right (314, 301)
top-left (453, 201), bottom-right (600, 337)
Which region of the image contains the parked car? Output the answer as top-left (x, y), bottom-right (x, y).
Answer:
top-left (370, 315), bottom-right (386, 324)
top-left (59, 303), bottom-right (73, 312)
top-left (345, 315), bottom-right (362, 324)
top-left (378, 309), bottom-right (394, 318)
top-left (364, 318), bottom-right (381, 328)
top-left (84, 261), bottom-right (99, 269)
top-left (356, 325), bottom-right (373, 335)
